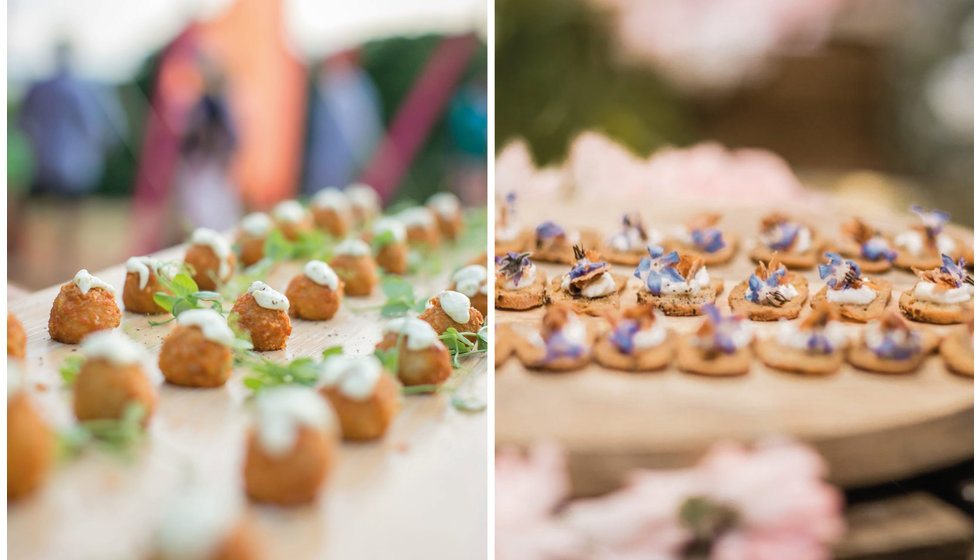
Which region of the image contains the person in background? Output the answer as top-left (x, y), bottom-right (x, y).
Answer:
top-left (303, 50), bottom-right (384, 197)
top-left (173, 63), bottom-right (242, 231)
top-left (17, 41), bottom-right (125, 198)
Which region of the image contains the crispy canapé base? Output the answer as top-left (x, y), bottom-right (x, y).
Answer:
top-left (810, 281), bottom-right (892, 323)
top-left (846, 330), bottom-right (939, 374)
top-left (675, 333), bottom-right (752, 376)
top-left (898, 291), bottom-right (973, 325)
top-left (547, 274), bottom-right (628, 316)
top-left (727, 274), bottom-right (809, 321)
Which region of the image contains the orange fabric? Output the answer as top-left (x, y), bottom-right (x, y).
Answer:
top-left (198, 0), bottom-right (307, 209)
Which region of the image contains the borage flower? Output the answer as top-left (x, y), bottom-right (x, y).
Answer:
top-left (535, 221), bottom-right (565, 241)
top-left (495, 252), bottom-right (533, 288)
top-left (609, 320), bottom-right (641, 354)
top-left (817, 253), bottom-right (861, 289)
top-left (745, 261), bottom-right (790, 307)
top-left (911, 205), bottom-right (950, 239)
top-left (759, 217), bottom-right (801, 252)
top-left (634, 246), bottom-right (684, 295)
top-left (861, 237), bottom-right (897, 262)
top-left (938, 254), bottom-right (973, 287)
top-left (691, 228), bottom-right (725, 253)
top-left (696, 303), bottom-right (747, 355)
top-left (868, 314), bottom-right (920, 360)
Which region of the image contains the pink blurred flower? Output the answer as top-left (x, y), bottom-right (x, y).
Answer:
top-left (496, 443), bottom-right (587, 560)
top-left (495, 140), bottom-right (568, 199)
top-left (552, 439), bottom-right (844, 560)
top-left (566, 133), bottom-right (818, 205)
top-left (591, 0), bottom-right (845, 92)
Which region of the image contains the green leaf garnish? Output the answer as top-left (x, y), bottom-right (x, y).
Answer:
top-left (439, 327), bottom-right (488, 368)
top-left (59, 355), bottom-right (84, 386)
top-left (241, 356), bottom-right (323, 392)
top-left (151, 272), bottom-right (225, 323)
top-left (58, 402), bottom-right (147, 459)
top-left (322, 346), bottom-right (344, 359)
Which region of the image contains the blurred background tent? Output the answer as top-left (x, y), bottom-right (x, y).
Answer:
top-left (7, 0), bottom-right (487, 290)
top-left (496, 0), bottom-right (973, 224)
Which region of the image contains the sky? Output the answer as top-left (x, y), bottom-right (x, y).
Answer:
top-left (7, 0), bottom-right (487, 84)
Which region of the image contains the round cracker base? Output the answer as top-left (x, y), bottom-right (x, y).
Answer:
top-left (593, 332), bottom-right (674, 372)
top-left (675, 334), bottom-right (751, 376)
top-left (601, 248), bottom-right (647, 266)
top-left (514, 325), bottom-right (596, 372)
top-left (666, 234), bottom-right (738, 265)
top-left (847, 344), bottom-right (927, 374)
top-left (495, 231), bottom-right (532, 255)
top-left (548, 274), bottom-right (627, 316)
top-left (894, 251), bottom-right (945, 271)
top-left (636, 279), bottom-right (724, 317)
top-left (495, 274), bottom-right (548, 311)
top-left (810, 281), bottom-right (892, 323)
top-left (727, 276), bottom-right (808, 321)
top-left (898, 290), bottom-right (973, 325)
top-left (939, 332), bottom-right (973, 377)
top-left (748, 243), bottom-right (823, 270)
top-left (495, 324), bottom-right (517, 367)
top-left (754, 338), bottom-right (844, 375)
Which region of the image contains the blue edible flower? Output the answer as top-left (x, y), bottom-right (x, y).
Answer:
top-left (609, 320), bottom-right (640, 354)
top-left (763, 222), bottom-right (801, 251)
top-left (911, 205), bottom-right (950, 237)
top-left (634, 246), bottom-right (685, 295)
top-left (818, 252), bottom-right (861, 289)
top-left (544, 332), bottom-right (584, 361)
top-left (745, 267), bottom-right (788, 304)
top-left (938, 254), bottom-right (973, 287)
top-left (691, 228), bottom-right (725, 253)
top-left (861, 237), bottom-right (897, 262)
top-left (699, 303), bottom-right (743, 354)
top-left (535, 221), bottom-right (564, 240)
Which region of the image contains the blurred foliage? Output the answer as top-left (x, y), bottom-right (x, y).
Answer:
top-left (361, 34), bottom-right (487, 204)
top-left (495, 0), bottom-right (692, 166)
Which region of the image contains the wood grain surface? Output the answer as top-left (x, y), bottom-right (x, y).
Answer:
top-left (495, 195), bottom-right (974, 497)
top-left (8, 238), bottom-right (488, 560)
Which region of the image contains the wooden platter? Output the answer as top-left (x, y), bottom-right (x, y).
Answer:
top-left (494, 195), bottom-right (973, 497)
top-left (8, 239), bottom-right (488, 559)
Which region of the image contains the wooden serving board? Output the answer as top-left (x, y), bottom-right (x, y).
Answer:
top-left (8, 240), bottom-right (488, 560)
top-left (495, 194), bottom-right (974, 497)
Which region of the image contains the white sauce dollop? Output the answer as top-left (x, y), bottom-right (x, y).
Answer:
top-left (345, 184), bottom-right (381, 215)
top-left (562, 271), bottom-right (616, 298)
top-left (500, 265), bottom-right (536, 291)
top-left (438, 290), bottom-right (472, 323)
top-left (894, 230), bottom-right (956, 256)
top-left (254, 386), bottom-right (333, 456)
top-left (73, 269), bottom-right (116, 296)
top-left (311, 188), bottom-right (351, 211)
top-left (318, 355), bottom-right (382, 401)
top-left (303, 261), bottom-right (339, 290)
top-left (247, 281), bottom-right (290, 311)
top-left (426, 192), bottom-right (461, 219)
top-left (452, 265), bottom-right (488, 297)
top-left (335, 238), bottom-right (371, 257)
top-left (383, 317), bottom-right (440, 351)
top-left (126, 256), bottom-right (164, 290)
top-left (272, 200), bottom-right (306, 224)
top-left (190, 228), bottom-right (232, 279)
top-left (660, 267), bottom-right (710, 296)
top-left (399, 206), bottom-right (436, 227)
top-left (913, 281), bottom-right (974, 304)
top-left (632, 323), bottom-right (667, 349)
top-left (177, 309), bottom-right (235, 347)
top-left (155, 489), bottom-right (237, 560)
top-left (744, 282), bottom-right (799, 304)
top-left (794, 227), bottom-right (812, 253)
top-left (372, 217), bottom-right (407, 244)
top-left (775, 320), bottom-right (848, 351)
top-left (826, 285), bottom-right (876, 305)
top-left (496, 223), bottom-right (520, 242)
top-left (81, 331), bottom-right (145, 365)
top-left (240, 212), bottom-right (272, 237)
